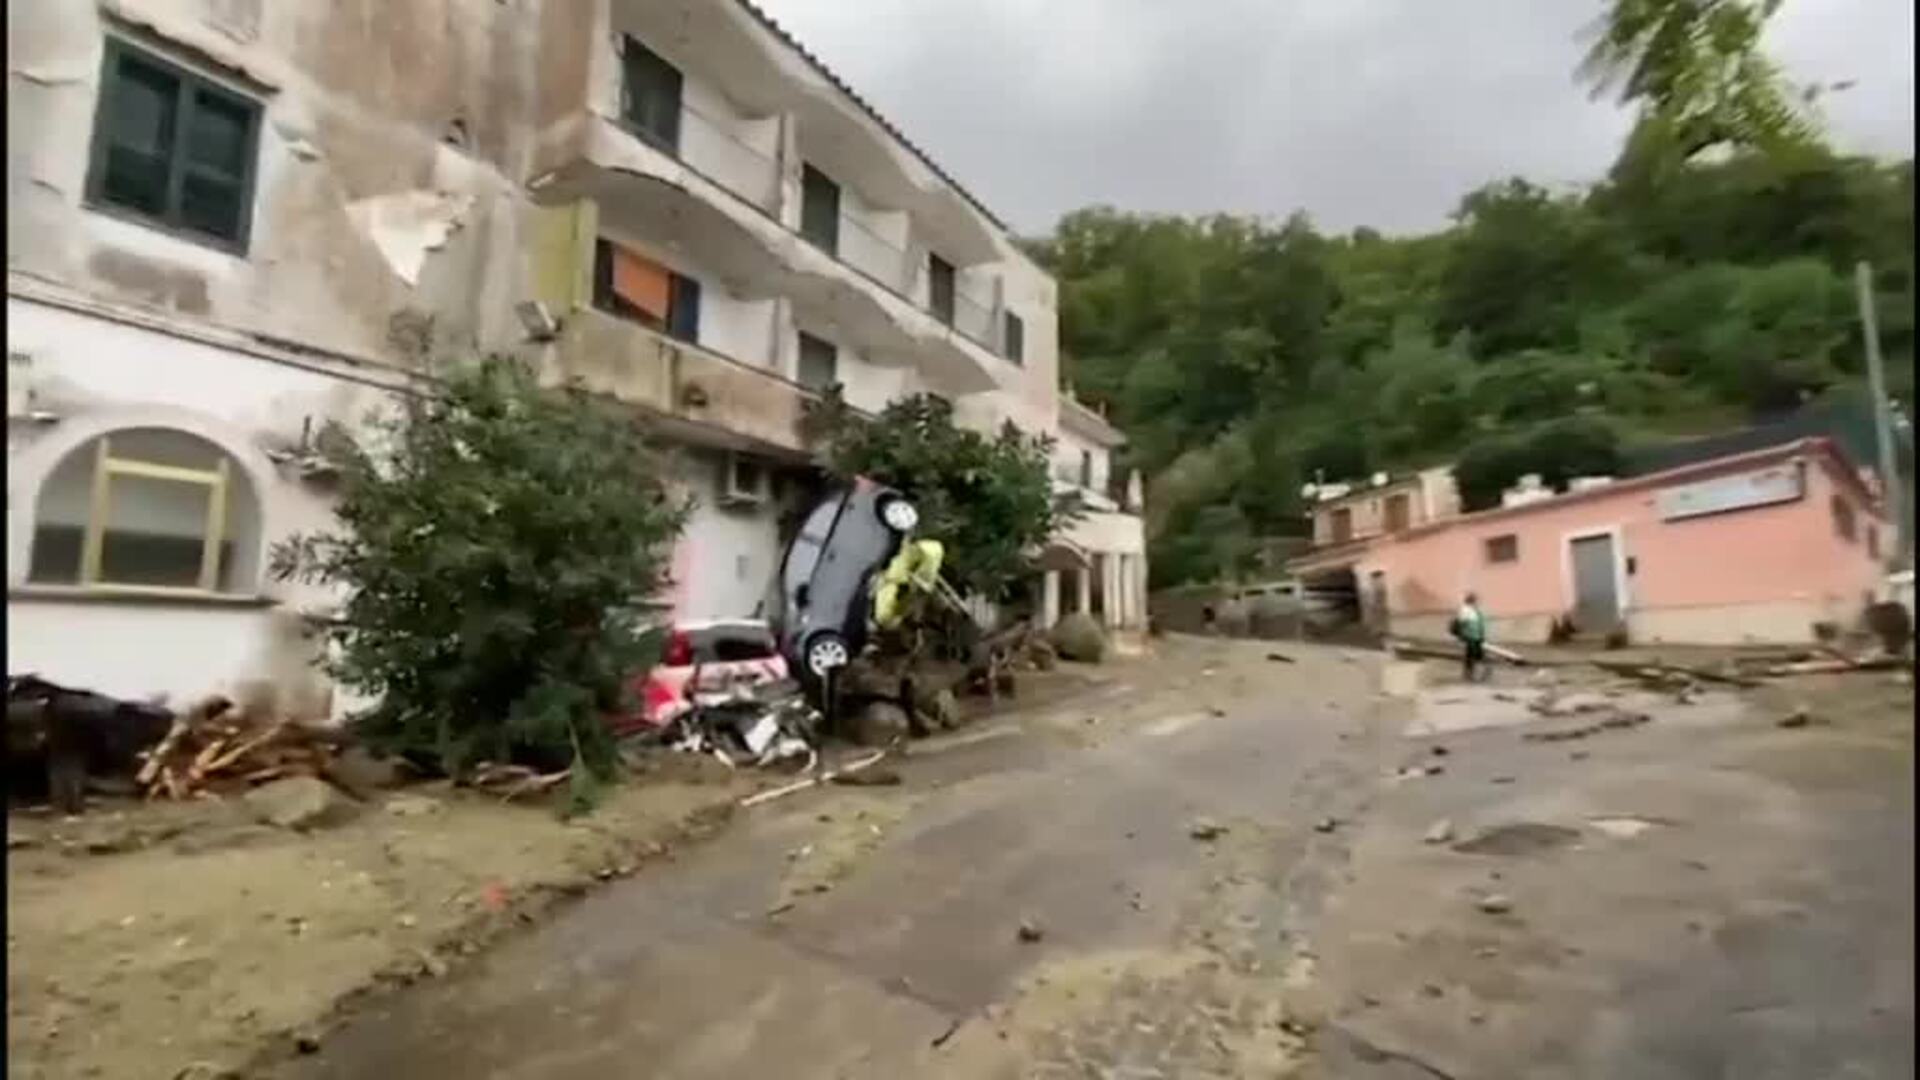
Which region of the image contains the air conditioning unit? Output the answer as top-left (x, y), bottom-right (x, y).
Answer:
top-left (719, 452), bottom-right (769, 507)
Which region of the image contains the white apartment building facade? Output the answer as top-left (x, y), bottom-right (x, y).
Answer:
top-left (6, 0), bottom-right (1147, 712)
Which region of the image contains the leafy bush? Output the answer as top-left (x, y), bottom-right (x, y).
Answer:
top-left (272, 357), bottom-right (687, 804)
top-left (801, 388), bottom-right (1068, 604)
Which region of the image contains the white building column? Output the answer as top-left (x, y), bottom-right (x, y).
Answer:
top-left (1076, 565), bottom-right (1091, 615)
top-left (1041, 569), bottom-right (1061, 628)
top-left (1129, 555), bottom-right (1145, 628)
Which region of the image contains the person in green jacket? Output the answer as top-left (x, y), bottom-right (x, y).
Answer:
top-left (1451, 592), bottom-right (1488, 683)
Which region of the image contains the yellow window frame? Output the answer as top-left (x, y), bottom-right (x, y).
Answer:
top-left (77, 434), bottom-right (232, 593)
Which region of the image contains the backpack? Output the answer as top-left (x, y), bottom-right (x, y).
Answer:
top-left (1448, 615), bottom-right (1465, 640)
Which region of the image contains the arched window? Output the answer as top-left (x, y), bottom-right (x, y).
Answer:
top-left (29, 427), bottom-right (262, 593)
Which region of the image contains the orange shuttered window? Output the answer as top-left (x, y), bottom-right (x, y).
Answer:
top-left (611, 245), bottom-right (671, 320)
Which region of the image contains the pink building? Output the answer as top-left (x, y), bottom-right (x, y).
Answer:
top-left (1345, 438), bottom-right (1887, 646)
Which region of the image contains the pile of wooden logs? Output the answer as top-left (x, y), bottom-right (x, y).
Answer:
top-left (137, 695), bottom-right (342, 800)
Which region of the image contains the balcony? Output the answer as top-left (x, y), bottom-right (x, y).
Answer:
top-left (532, 109), bottom-right (1006, 399)
top-left (546, 306), bottom-right (815, 458)
top-left (530, 13), bottom-right (1013, 397)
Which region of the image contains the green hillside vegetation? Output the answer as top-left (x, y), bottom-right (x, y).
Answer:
top-left (1028, 0), bottom-right (1913, 588)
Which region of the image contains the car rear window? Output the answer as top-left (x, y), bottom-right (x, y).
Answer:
top-left (688, 627), bottom-right (777, 663)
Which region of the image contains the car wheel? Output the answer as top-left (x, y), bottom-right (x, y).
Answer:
top-left (877, 495), bottom-right (919, 533)
top-left (803, 631), bottom-right (851, 677)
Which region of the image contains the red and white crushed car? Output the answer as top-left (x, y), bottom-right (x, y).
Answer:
top-left (611, 619), bottom-right (790, 737)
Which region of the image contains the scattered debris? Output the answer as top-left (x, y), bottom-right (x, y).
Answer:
top-left (134, 694), bottom-right (347, 802)
top-left (1424, 819), bottom-right (1456, 844)
top-left (1776, 707), bottom-right (1817, 729)
top-left (9, 675), bottom-right (179, 813)
top-left (384, 795), bottom-right (442, 818)
top-left (1189, 817), bottom-right (1229, 841)
top-left (1591, 659), bottom-right (1757, 689)
top-left (1587, 816), bottom-right (1662, 838)
top-left (1265, 652), bottom-right (1296, 664)
top-left (1314, 817), bottom-right (1338, 833)
top-left (830, 768), bottom-right (903, 787)
top-left (1524, 710), bottom-right (1651, 743)
top-left (467, 764), bottom-right (571, 801)
top-left (737, 750), bottom-right (887, 809)
top-left (1476, 893), bottom-right (1514, 914)
top-left (1490, 775), bottom-right (1516, 785)
top-left (931, 1016), bottom-right (964, 1048)
top-left (765, 900), bottom-right (796, 918)
top-left (1017, 919), bottom-right (1045, 943)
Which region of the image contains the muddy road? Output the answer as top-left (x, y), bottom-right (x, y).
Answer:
top-left (271, 639), bottom-right (1914, 1079)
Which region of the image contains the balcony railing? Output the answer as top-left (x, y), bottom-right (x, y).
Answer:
top-left (629, 97), bottom-right (1008, 361)
top-left (554, 306), bottom-right (815, 455)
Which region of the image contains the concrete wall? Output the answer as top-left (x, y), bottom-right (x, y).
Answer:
top-left (1054, 427), bottom-right (1111, 495)
top-left (7, 0), bottom-right (1134, 711)
top-left (8, 0), bottom-right (541, 369)
top-left (1311, 480), bottom-right (1424, 546)
top-left (663, 449), bottom-right (795, 623)
top-left (6, 290), bottom-right (403, 711)
top-left (1360, 447), bottom-right (1887, 645)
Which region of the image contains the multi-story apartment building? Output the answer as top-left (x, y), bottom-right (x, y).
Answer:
top-left (5, 0), bottom-right (1146, 712)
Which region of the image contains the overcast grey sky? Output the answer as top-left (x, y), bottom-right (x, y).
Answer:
top-left (753, 0), bottom-right (1915, 236)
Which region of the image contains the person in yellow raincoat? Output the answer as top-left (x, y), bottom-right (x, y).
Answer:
top-left (873, 538), bottom-right (948, 630)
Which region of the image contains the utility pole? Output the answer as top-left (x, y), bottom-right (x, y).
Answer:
top-left (1855, 261), bottom-right (1906, 569)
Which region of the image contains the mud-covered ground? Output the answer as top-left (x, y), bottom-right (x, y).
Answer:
top-left (3, 659), bottom-right (1119, 1080)
top-left (13, 638), bottom-right (1911, 1079)
top-left (265, 636), bottom-right (1912, 1080)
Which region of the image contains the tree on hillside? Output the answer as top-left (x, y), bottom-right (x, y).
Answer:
top-left (1435, 179), bottom-right (1642, 359)
top-left (271, 357), bottom-right (687, 809)
top-left (1580, 0), bottom-right (1821, 164)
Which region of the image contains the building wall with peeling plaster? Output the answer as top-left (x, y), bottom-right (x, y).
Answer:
top-left (8, 0), bottom-right (543, 367)
top-left (6, 0), bottom-right (1145, 711)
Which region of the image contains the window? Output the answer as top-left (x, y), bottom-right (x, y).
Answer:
top-left (592, 238), bottom-right (700, 345)
top-left (620, 36), bottom-right (682, 152)
top-left (1485, 534), bottom-right (1519, 564)
top-left (799, 164), bottom-right (840, 256)
top-left (1831, 495), bottom-right (1857, 542)
top-left (1003, 311), bottom-right (1025, 364)
top-left (928, 253), bottom-right (956, 325)
top-left (1384, 492), bottom-right (1411, 533)
top-left (1329, 507), bottom-right (1353, 544)
top-left (797, 332), bottom-right (838, 391)
top-left (86, 39), bottom-right (261, 248)
top-left (1079, 449), bottom-right (1093, 488)
top-left (29, 428), bottom-right (259, 592)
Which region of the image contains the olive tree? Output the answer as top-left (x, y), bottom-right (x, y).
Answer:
top-left (272, 356), bottom-right (686, 804)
